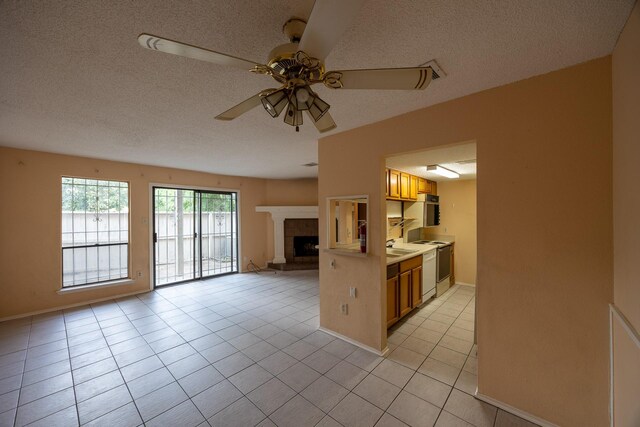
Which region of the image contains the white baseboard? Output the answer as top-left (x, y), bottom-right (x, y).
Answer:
top-left (474, 392), bottom-right (558, 427)
top-left (456, 281), bottom-right (475, 287)
top-left (0, 289), bottom-right (149, 323)
top-left (319, 326), bottom-right (389, 356)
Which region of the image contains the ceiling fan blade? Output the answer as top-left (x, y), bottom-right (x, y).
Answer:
top-left (326, 67), bottom-right (433, 90)
top-left (138, 33), bottom-right (261, 71)
top-left (298, 0), bottom-right (365, 61)
top-left (215, 92), bottom-right (268, 121)
top-left (307, 111), bottom-right (337, 133)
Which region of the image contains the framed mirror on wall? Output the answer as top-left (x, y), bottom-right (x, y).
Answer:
top-left (327, 195), bottom-right (368, 254)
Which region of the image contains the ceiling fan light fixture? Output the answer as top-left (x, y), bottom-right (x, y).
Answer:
top-left (292, 86), bottom-right (314, 110)
top-left (308, 95), bottom-right (330, 122)
top-left (139, 3), bottom-right (437, 134)
top-left (427, 165), bottom-right (460, 179)
top-left (283, 102), bottom-right (303, 129)
top-left (261, 88), bottom-right (288, 118)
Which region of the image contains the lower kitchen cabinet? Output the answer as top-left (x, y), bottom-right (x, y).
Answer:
top-left (387, 255), bottom-right (423, 328)
top-left (386, 276), bottom-right (399, 327)
top-left (411, 265), bottom-right (422, 307)
top-left (399, 271), bottom-right (412, 317)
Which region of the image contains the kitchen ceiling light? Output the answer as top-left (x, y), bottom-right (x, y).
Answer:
top-left (427, 165), bottom-right (460, 179)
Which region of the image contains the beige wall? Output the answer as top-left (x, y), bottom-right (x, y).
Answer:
top-left (263, 179), bottom-right (319, 262)
top-left (0, 147), bottom-right (315, 318)
top-left (264, 178), bottom-right (318, 206)
top-left (318, 57), bottom-right (612, 426)
top-left (432, 180), bottom-right (476, 285)
top-left (612, 2), bottom-right (640, 425)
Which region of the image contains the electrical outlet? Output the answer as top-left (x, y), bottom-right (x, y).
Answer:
top-left (349, 287), bottom-right (356, 298)
top-left (340, 303), bottom-right (348, 315)
top-left (136, 271), bottom-right (142, 278)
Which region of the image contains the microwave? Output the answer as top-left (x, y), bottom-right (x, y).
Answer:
top-left (423, 194), bottom-right (440, 227)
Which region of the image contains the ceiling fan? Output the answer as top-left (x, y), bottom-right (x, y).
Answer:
top-left (138, 0), bottom-right (434, 133)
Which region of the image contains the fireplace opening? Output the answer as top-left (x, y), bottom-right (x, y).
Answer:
top-left (293, 236), bottom-right (319, 257)
top-left (272, 218), bottom-right (319, 270)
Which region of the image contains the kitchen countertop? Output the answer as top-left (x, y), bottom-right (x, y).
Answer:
top-left (385, 242), bottom-right (439, 265)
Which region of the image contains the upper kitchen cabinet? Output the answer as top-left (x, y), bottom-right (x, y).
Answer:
top-left (400, 173), bottom-right (411, 199)
top-left (385, 169), bottom-right (389, 197)
top-left (429, 181), bottom-right (437, 195)
top-left (388, 169), bottom-right (401, 199)
top-left (409, 175), bottom-right (418, 200)
top-left (418, 177), bottom-right (437, 195)
top-left (385, 170), bottom-right (436, 201)
top-left (418, 177), bottom-right (428, 193)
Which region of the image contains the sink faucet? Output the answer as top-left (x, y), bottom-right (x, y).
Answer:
top-left (386, 239), bottom-right (395, 248)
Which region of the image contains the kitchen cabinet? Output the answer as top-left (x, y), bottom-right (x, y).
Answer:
top-left (385, 169), bottom-right (389, 197)
top-left (411, 265), bottom-right (423, 307)
top-left (409, 175), bottom-right (418, 200)
top-left (418, 177), bottom-right (437, 195)
top-left (387, 276), bottom-right (399, 327)
top-left (399, 270), bottom-right (412, 317)
top-left (399, 173), bottom-right (410, 199)
top-left (389, 170), bottom-right (400, 199)
top-left (418, 178), bottom-right (428, 193)
top-left (386, 170), bottom-right (436, 200)
top-left (387, 255), bottom-right (423, 328)
top-left (430, 180), bottom-right (437, 195)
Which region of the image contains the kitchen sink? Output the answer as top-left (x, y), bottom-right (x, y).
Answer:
top-left (386, 248), bottom-right (419, 256)
top-left (412, 240), bottom-right (448, 245)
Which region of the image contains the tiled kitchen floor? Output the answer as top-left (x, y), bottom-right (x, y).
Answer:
top-left (0, 271), bottom-right (537, 427)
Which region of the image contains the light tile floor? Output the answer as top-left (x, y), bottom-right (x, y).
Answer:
top-left (0, 271), bottom-right (538, 427)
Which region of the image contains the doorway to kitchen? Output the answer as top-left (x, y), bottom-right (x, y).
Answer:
top-left (152, 186), bottom-right (238, 287)
top-left (384, 141), bottom-right (477, 344)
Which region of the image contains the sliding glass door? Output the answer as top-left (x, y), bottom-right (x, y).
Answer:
top-left (153, 187), bottom-right (238, 287)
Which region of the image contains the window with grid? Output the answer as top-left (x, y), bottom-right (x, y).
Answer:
top-left (62, 177), bottom-right (129, 287)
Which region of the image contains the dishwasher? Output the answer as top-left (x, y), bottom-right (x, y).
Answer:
top-left (422, 249), bottom-right (437, 301)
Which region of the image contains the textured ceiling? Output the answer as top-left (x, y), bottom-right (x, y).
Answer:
top-left (0, 1), bottom-right (634, 178)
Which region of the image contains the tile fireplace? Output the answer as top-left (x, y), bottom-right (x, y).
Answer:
top-left (256, 206), bottom-right (319, 270)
